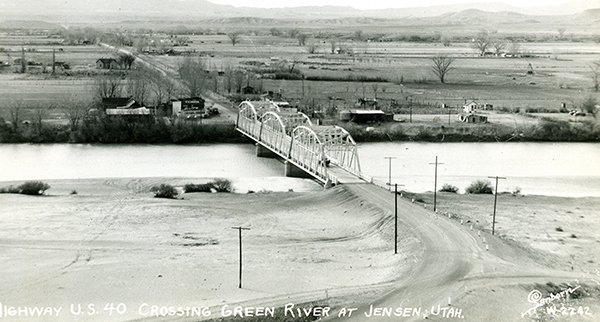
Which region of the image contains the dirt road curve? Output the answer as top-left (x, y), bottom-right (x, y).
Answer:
top-left (338, 183), bottom-right (583, 322)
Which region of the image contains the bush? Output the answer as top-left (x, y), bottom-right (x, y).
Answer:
top-left (0, 186), bottom-right (21, 194)
top-left (211, 178), bottom-right (233, 192)
top-left (150, 184), bottom-right (178, 199)
top-left (439, 184), bottom-right (459, 193)
top-left (465, 180), bottom-right (493, 194)
top-left (184, 183), bottom-right (214, 193)
top-left (18, 181), bottom-right (50, 195)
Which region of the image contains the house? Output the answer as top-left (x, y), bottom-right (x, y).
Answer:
top-left (463, 101), bottom-right (479, 113)
top-left (242, 86), bottom-right (257, 95)
top-left (96, 58), bottom-right (120, 69)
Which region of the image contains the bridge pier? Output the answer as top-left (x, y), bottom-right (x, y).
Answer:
top-left (256, 143), bottom-right (278, 158)
top-left (284, 161), bottom-right (313, 179)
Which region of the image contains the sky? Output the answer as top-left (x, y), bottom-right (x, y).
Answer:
top-left (205, 0), bottom-right (572, 10)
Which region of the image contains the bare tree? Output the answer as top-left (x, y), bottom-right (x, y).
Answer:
top-left (297, 33), bottom-right (309, 46)
top-left (147, 69), bottom-right (177, 105)
top-left (288, 28), bottom-right (300, 39)
top-left (228, 31), bottom-right (243, 46)
top-left (330, 39), bottom-right (337, 54)
top-left (178, 56), bottom-right (211, 97)
top-left (32, 102), bottom-right (53, 135)
top-left (117, 52), bottom-right (136, 69)
top-left (305, 41), bottom-right (318, 54)
top-left (60, 94), bottom-right (91, 131)
top-left (557, 28), bottom-right (566, 40)
top-left (431, 55), bottom-right (455, 83)
top-left (6, 98), bottom-right (25, 132)
top-left (490, 37), bottom-right (506, 56)
top-left (472, 30), bottom-right (490, 56)
top-left (126, 68), bottom-right (151, 106)
top-left (590, 60), bottom-right (600, 92)
top-left (288, 55), bottom-right (301, 73)
top-left (95, 72), bottom-right (123, 99)
top-left (507, 40), bottom-right (521, 56)
top-left (354, 30), bottom-right (364, 42)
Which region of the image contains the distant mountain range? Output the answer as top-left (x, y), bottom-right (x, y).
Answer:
top-left (0, 0), bottom-right (599, 25)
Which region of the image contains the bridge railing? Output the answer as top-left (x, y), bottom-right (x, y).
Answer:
top-left (237, 110), bottom-right (365, 186)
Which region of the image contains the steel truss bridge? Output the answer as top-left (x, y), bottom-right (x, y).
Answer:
top-left (236, 100), bottom-right (370, 187)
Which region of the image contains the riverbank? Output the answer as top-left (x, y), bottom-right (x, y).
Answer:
top-left (1, 177), bottom-right (599, 321)
top-left (1, 114), bottom-right (599, 144)
top-left (0, 178), bottom-right (409, 322)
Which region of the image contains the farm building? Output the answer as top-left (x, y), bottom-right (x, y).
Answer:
top-left (339, 110), bottom-right (393, 123)
top-left (459, 114), bottom-right (488, 123)
top-left (102, 97), bottom-right (150, 116)
top-left (463, 101), bottom-right (493, 113)
top-left (96, 58), bottom-right (120, 69)
top-left (463, 101), bottom-right (478, 113)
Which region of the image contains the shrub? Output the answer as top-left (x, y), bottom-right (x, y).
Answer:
top-left (439, 184), bottom-right (459, 193)
top-left (18, 181), bottom-right (50, 195)
top-left (184, 183), bottom-right (214, 193)
top-left (0, 185), bottom-right (21, 194)
top-left (465, 180), bottom-right (493, 194)
top-left (211, 178), bottom-right (233, 192)
top-left (150, 184), bottom-right (178, 199)
top-left (555, 227), bottom-right (564, 232)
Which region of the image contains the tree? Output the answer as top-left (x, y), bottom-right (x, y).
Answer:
top-left (126, 68), bottom-right (151, 106)
top-left (288, 55), bottom-right (301, 73)
top-left (330, 38), bottom-right (337, 54)
top-left (557, 28), bottom-right (566, 40)
top-left (472, 30), bottom-right (490, 56)
top-left (305, 41), bottom-right (318, 54)
top-left (32, 102), bottom-right (53, 135)
top-left (354, 30), bottom-right (364, 41)
top-left (431, 55), bottom-right (455, 83)
top-left (581, 95), bottom-right (598, 116)
top-left (228, 31), bottom-right (242, 46)
top-left (95, 72), bottom-right (123, 99)
top-left (117, 52), bottom-right (136, 69)
top-left (60, 94), bottom-right (91, 131)
top-left (6, 98), bottom-right (25, 132)
top-left (490, 37), bottom-right (506, 56)
top-left (178, 56), bottom-right (211, 97)
top-left (297, 33), bottom-right (309, 46)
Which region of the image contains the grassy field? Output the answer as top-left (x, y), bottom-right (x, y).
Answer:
top-left (0, 29), bottom-right (598, 142)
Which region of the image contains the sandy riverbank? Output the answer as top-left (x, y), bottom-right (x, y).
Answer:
top-left (0, 178), bottom-right (413, 322)
top-left (1, 178), bottom-right (599, 322)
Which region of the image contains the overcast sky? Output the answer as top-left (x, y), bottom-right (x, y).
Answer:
top-left (206, 0), bottom-right (571, 10)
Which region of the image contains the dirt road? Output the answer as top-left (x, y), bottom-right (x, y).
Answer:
top-left (335, 183), bottom-right (587, 321)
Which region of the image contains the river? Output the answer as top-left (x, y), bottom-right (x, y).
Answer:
top-left (0, 142), bottom-right (598, 197)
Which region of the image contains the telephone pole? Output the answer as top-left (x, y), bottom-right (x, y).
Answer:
top-left (231, 226), bottom-right (250, 288)
top-left (429, 156), bottom-right (444, 212)
top-left (383, 156), bottom-right (396, 190)
top-left (393, 183), bottom-right (404, 254)
top-left (487, 176), bottom-right (506, 235)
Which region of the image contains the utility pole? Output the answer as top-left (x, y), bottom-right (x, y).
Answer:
top-left (383, 156), bottom-right (396, 190)
top-left (409, 98), bottom-right (413, 123)
top-left (487, 176), bottom-right (506, 235)
top-left (231, 226), bottom-right (250, 288)
top-left (429, 156), bottom-right (444, 212)
top-left (52, 47), bottom-right (56, 75)
top-left (393, 183), bottom-right (404, 254)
